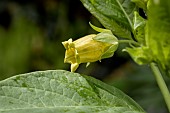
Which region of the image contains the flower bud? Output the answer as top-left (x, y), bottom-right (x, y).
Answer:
top-left (62, 33), bottom-right (118, 72)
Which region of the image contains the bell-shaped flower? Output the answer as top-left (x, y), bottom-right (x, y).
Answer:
top-left (62, 24), bottom-right (118, 72)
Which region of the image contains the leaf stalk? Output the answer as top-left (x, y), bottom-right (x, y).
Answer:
top-left (118, 40), bottom-right (140, 46)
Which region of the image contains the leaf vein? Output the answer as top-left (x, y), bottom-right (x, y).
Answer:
top-left (1, 85), bottom-right (79, 105)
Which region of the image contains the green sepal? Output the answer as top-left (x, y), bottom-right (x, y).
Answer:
top-left (93, 32), bottom-right (118, 59)
top-left (89, 23), bottom-right (118, 44)
top-left (90, 23), bottom-right (119, 60)
top-left (101, 44), bottom-right (118, 59)
top-left (89, 22), bottom-right (109, 33)
top-left (93, 31), bottom-right (118, 44)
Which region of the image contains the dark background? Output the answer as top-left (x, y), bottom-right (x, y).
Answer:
top-left (0, 0), bottom-right (169, 112)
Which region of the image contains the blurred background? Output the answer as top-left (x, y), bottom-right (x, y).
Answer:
top-left (0, 0), bottom-right (169, 113)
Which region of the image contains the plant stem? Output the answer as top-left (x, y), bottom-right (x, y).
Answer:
top-left (118, 40), bottom-right (140, 46)
top-left (150, 62), bottom-right (170, 111)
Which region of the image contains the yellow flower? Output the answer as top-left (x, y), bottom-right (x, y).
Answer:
top-left (62, 33), bottom-right (118, 72)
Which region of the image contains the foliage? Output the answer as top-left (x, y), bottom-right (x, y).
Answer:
top-left (147, 0), bottom-right (170, 76)
top-left (79, 0), bottom-right (170, 76)
top-left (0, 0), bottom-right (170, 112)
top-left (80, 0), bottom-right (137, 39)
top-left (0, 70), bottom-right (144, 113)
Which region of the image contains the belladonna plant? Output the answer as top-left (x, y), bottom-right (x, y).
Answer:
top-left (62, 0), bottom-right (170, 111)
top-left (0, 0), bottom-right (169, 113)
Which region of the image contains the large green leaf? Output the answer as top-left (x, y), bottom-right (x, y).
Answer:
top-left (147, 0), bottom-right (170, 76)
top-left (0, 70), bottom-right (145, 113)
top-left (80, 0), bottom-right (137, 39)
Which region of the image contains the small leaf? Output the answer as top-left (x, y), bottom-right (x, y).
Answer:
top-left (0, 70), bottom-right (145, 113)
top-left (131, 0), bottom-right (147, 10)
top-left (133, 12), bottom-right (146, 30)
top-left (80, 0), bottom-right (138, 39)
top-left (133, 11), bottom-right (146, 45)
top-left (123, 47), bottom-right (152, 65)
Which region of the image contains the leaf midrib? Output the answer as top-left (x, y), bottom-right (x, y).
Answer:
top-left (0, 85), bottom-right (80, 106)
top-left (115, 0), bottom-right (133, 29)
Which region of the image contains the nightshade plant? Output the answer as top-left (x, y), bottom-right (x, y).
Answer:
top-left (0, 0), bottom-right (169, 113)
top-left (63, 0), bottom-right (170, 111)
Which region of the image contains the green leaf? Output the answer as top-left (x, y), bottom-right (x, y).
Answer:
top-left (123, 47), bottom-right (152, 65)
top-left (80, 0), bottom-right (137, 39)
top-left (133, 11), bottom-right (146, 45)
top-left (131, 0), bottom-right (147, 10)
top-left (0, 70), bottom-right (145, 113)
top-left (147, 0), bottom-right (170, 76)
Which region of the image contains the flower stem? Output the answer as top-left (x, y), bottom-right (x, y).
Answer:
top-left (150, 62), bottom-right (170, 111)
top-left (118, 40), bottom-right (140, 46)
